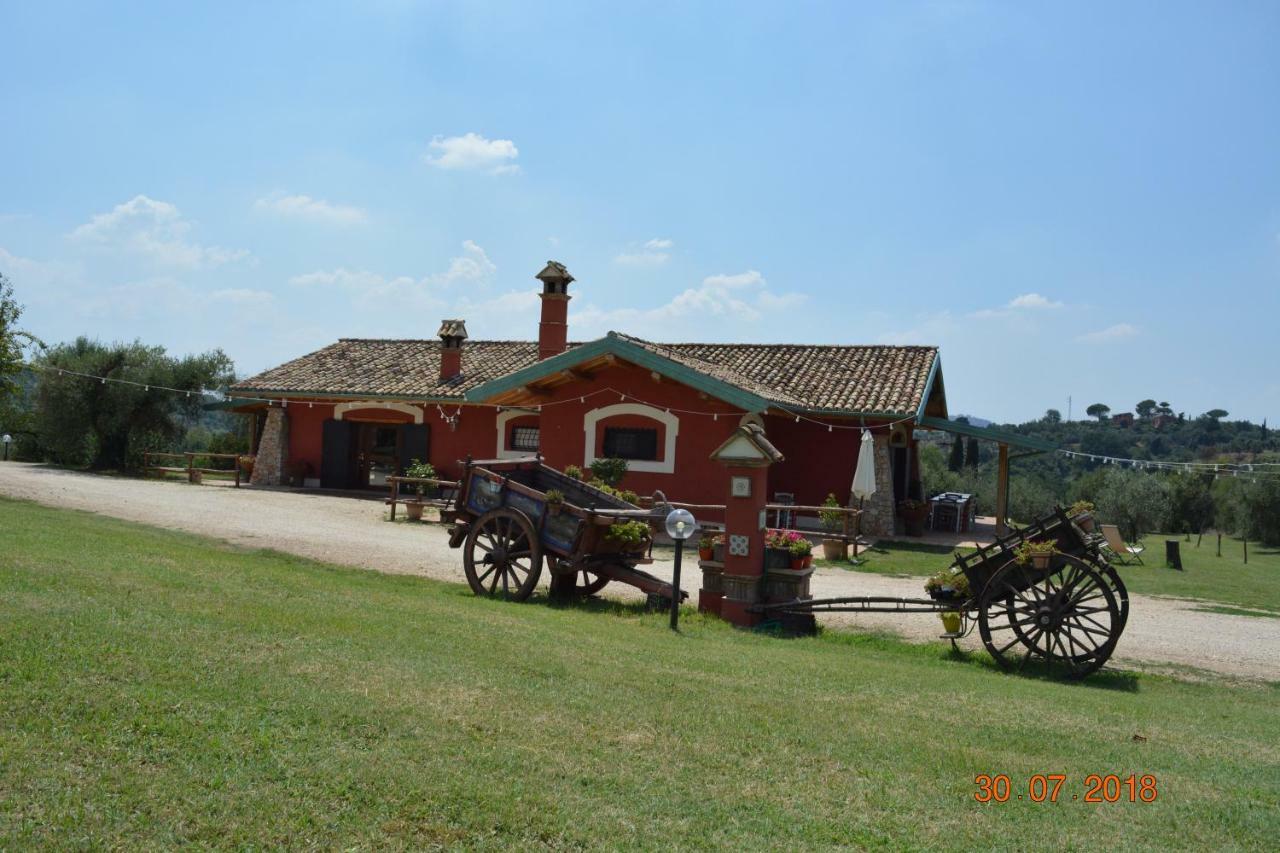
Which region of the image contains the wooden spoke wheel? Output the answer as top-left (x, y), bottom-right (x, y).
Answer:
top-left (574, 569), bottom-right (610, 597)
top-left (978, 554), bottom-right (1122, 679)
top-left (463, 508), bottom-right (543, 601)
top-left (1093, 557), bottom-right (1130, 630)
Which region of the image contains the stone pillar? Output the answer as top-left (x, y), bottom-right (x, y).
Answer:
top-left (857, 434), bottom-right (897, 537)
top-left (250, 407), bottom-right (290, 486)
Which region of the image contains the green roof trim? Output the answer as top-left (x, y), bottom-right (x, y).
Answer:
top-left (463, 333), bottom-right (773, 412)
top-left (917, 415), bottom-right (1058, 452)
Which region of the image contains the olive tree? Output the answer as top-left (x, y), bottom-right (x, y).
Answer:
top-left (1095, 469), bottom-right (1171, 542)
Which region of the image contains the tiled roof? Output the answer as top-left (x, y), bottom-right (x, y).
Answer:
top-left (233, 339), bottom-right (546, 399)
top-left (233, 334), bottom-right (938, 415)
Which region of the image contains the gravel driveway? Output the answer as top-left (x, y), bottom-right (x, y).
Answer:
top-left (3, 463), bottom-right (1276, 681)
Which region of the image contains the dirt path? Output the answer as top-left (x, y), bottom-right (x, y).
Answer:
top-left (3, 463), bottom-right (1276, 681)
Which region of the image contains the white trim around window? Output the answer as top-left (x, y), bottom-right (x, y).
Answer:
top-left (583, 402), bottom-right (679, 474)
top-left (496, 408), bottom-right (540, 459)
top-left (333, 400), bottom-right (424, 424)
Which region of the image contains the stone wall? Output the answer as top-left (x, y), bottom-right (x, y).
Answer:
top-left (858, 434), bottom-right (896, 537)
top-left (250, 407), bottom-right (289, 487)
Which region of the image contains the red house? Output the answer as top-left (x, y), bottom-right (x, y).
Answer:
top-left (230, 262), bottom-right (953, 536)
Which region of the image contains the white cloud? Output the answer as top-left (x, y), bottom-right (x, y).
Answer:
top-left (615, 237), bottom-right (675, 267)
top-left (424, 133), bottom-right (520, 175)
top-left (971, 292), bottom-right (1063, 318)
top-left (253, 193), bottom-right (367, 225)
top-left (1076, 323), bottom-right (1139, 343)
top-left (1007, 293), bottom-right (1063, 310)
top-left (69, 195), bottom-right (248, 269)
top-left (572, 269), bottom-right (805, 340)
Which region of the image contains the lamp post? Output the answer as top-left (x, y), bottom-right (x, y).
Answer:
top-left (664, 507), bottom-right (697, 631)
top-left (2, 434), bottom-right (10, 462)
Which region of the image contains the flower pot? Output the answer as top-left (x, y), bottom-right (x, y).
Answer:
top-left (821, 538), bottom-right (846, 561)
top-left (940, 611), bottom-right (962, 634)
top-left (405, 501), bottom-right (425, 521)
top-left (803, 554), bottom-right (813, 569)
top-left (698, 547), bottom-right (715, 561)
top-left (1031, 553), bottom-right (1051, 570)
top-left (547, 503), bottom-right (563, 516)
top-left (1076, 514), bottom-right (1096, 533)
top-left (790, 557), bottom-right (807, 570)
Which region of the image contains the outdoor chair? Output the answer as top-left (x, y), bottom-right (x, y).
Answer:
top-left (1100, 523), bottom-right (1145, 565)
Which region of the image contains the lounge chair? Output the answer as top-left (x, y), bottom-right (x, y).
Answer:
top-left (1100, 524), bottom-right (1145, 565)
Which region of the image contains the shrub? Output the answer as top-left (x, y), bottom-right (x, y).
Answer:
top-left (818, 493), bottom-right (844, 533)
top-left (603, 520), bottom-right (650, 550)
top-left (563, 464), bottom-right (583, 481)
top-left (589, 457), bottom-right (628, 488)
top-left (1013, 540), bottom-right (1058, 566)
top-left (924, 568), bottom-right (970, 599)
top-left (405, 459), bottom-right (437, 496)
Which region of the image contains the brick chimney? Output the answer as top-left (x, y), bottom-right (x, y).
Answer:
top-left (438, 319), bottom-right (467, 381)
top-left (535, 261), bottom-right (573, 360)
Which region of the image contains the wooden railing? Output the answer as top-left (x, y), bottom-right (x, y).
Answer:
top-left (143, 452), bottom-right (253, 488)
top-left (386, 475), bottom-right (461, 521)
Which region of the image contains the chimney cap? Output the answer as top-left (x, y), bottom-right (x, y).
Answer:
top-left (535, 260), bottom-right (574, 286)
top-left (437, 319), bottom-right (468, 340)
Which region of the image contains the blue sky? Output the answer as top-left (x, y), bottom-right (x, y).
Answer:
top-left (2, 1), bottom-right (1277, 423)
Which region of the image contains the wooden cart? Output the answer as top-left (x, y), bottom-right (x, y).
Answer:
top-left (758, 507), bottom-right (1129, 679)
top-left (445, 457), bottom-right (686, 604)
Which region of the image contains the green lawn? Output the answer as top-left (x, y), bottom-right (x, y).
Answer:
top-left (2, 497), bottom-right (1278, 849)
top-left (818, 533), bottom-right (1280, 614)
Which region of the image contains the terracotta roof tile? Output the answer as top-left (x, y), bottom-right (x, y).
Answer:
top-left (233, 335), bottom-right (938, 415)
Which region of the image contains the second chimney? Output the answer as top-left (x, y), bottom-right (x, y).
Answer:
top-left (535, 261), bottom-right (573, 360)
top-left (438, 319), bottom-right (467, 381)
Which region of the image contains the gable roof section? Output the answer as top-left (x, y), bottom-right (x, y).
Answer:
top-left (232, 332), bottom-right (943, 417)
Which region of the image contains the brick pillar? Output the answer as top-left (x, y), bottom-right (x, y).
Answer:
top-left (250, 407), bottom-right (289, 486)
top-left (718, 463), bottom-right (770, 628)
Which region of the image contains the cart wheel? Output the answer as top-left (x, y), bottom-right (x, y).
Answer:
top-left (978, 554), bottom-right (1122, 678)
top-left (463, 508), bottom-right (543, 601)
top-left (575, 570), bottom-right (610, 596)
top-left (1093, 556), bottom-right (1130, 630)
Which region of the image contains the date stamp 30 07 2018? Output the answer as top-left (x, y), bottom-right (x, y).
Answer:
top-left (974, 774), bottom-right (1158, 804)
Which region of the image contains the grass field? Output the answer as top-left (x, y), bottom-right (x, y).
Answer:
top-left (2, 497), bottom-right (1278, 848)
top-left (817, 533), bottom-right (1280, 614)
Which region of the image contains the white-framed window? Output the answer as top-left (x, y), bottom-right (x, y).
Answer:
top-left (583, 403), bottom-right (679, 474)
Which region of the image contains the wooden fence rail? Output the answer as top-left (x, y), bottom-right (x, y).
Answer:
top-left (144, 452), bottom-right (254, 488)
top-left (386, 475), bottom-right (461, 521)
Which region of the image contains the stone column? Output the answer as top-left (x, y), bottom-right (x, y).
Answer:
top-left (858, 434), bottom-right (897, 538)
top-left (250, 407), bottom-right (290, 487)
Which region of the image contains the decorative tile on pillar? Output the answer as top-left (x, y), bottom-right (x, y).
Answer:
top-left (728, 534), bottom-right (750, 557)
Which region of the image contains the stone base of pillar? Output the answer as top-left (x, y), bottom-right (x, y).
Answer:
top-left (698, 562), bottom-right (724, 615)
top-left (720, 572), bottom-right (762, 628)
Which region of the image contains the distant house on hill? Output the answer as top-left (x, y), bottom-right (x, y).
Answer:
top-left (1151, 413), bottom-right (1177, 430)
top-left (1112, 413), bottom-right (1135, 428)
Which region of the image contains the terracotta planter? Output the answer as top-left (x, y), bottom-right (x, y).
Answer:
top-left (698, 547), bottom-right (715, 561)
top-left (790, 556), bottom-right (808, 570)
top-left (1031, 553), bottom-right (1051, 570)
top-left (821, 538), bottom-right (846, 561)
top-left (803, 554), bottom-right (813, 568)
top-left (405, 501), bottom-right (425, 521)
top-left (1076, 514), bottom-right (1096, 533)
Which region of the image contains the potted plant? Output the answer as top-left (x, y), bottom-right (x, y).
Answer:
top-left (788, 537), bottom-right (813, 570)
top-left (603, 519), bottom-right (651, 555)
top-left (403, 458), bottom-right (438, 520)
top-left (1014, 539), bottom-right (1059, 570)
top-left (898, 498), bottom-right (929, 536)
top-left (939, 611), bottom-right (962, 634)
top-left (763, 529), bottom-right (799, 569)
top-left (698, 533), bottom-right (717, 561)
top-left (545, 488), bottom-right (565, 515)
top-left (818, 493), bottom-right (847, 561)
top-left (564, 464), bottom-right (583, 481)
top-left (1067, 500), bottom-right (1096, 532)
top-left (924, 568), bottom-right (970, 602)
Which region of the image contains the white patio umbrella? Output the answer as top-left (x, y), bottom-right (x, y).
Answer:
top-left (849, 429), bottom-right (877, 562)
